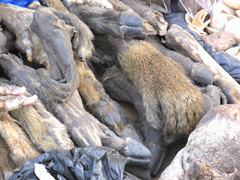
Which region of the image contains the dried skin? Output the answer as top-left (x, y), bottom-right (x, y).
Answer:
top-left (41, 0), bottom-right (69, 12)
top-left (0, 113), bottom-right (40, 166)
top-left (0, 136), bottom-right (16, 180)
top-left (0, 31), bottom-right (7, 52)
top-left (0, 86), bottom-right (26, 96)
top-left (1, 79), bottom-right (75, 152)
top-left (165, 24), bottom-right (240, 104)
top-left (0, 53), bottom-right (103, 147)
top-left (0, 53), bottom-right (151, 169)
top-left (38, 2), bottom-right (125, 134)
top-left (32, 0), bottom-right (94, 61)
top-left (29, 8), bottom-right (79, 103)
top-left (0, 3), bottom-right (50, 69)
top-left (77, 61), bottom-right (124, 135)
top-left (0, 85), bottom-right (37, 112)
top-left (64, 1), bottom-right (148, 39)
top-left (120, 0), bottom-right (168, 36)
top-left (11, 102), bottom-right (75, 152)
top-left (62, 0), bottom-right (156, 36)
top-left (52, 10), bottom-right (94, 60)
top-left (61, 0), bottom-right (113, 8)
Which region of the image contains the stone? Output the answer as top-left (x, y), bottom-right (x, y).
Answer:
top-left (159, 104), bottom-right (240, 180)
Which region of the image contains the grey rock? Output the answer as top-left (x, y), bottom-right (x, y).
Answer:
top-left (159, 104), bottom-right (240, 180)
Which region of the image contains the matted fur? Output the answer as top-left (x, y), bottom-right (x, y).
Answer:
top-left (0, 113), bottom-right (40, 166)
top-left (117, 40), bottom-right (205, 144)
top-left (10, 101), bottom-right (75, 152)
top-left (0, 136), bottom-right (16, 180)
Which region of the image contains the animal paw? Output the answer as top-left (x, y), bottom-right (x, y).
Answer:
top-left (120, 11), bottom-right (147, 38)
top-left (0, 4), bottom-right (50, 69)
top-left (0, 84), bottom-right (37, 112)
top-left (77, 61), bottom-right (124, 135)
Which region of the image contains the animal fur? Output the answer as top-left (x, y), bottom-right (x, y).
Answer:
top-left (0, 113), bottom-right (40, 166)
top-left (0, 4), bottom-right (50, 69)
top-left (40, 1), bottom-right (125, 134)
top-left (115, 40), bottom-right (205, 144)
top-left (10, 101), bottom-right (75, 152)
top-left (0, 136), bottom-right (16, 180)
top-left (0, 80), bottom-right (75, 152)
top-left (76, 60), bottom-right (124, 134)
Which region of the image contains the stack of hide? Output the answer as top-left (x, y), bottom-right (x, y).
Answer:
top-left (0, 0), bottom-right (239, 179)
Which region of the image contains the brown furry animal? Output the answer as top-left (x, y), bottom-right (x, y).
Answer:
top-left (113, 39), bottom-right (205, 145)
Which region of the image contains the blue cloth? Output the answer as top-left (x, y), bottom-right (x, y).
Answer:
top-left (0, 0), bottom-right (40, 7)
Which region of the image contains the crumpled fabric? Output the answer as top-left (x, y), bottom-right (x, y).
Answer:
top-left (9, 146), bottom-right (130, 180)
top-left (0, 0), bottom-right (39, 7)
top-left (164, 12), bottom-right (240, 83)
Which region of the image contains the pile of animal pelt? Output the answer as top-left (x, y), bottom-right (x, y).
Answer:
top-left (1, 0), bottom-right (240, 179)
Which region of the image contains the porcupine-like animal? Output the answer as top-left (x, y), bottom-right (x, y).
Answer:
top-left (112, 39), bottom-right (205, 146)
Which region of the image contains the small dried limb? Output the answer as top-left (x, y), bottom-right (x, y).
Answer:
top-left (120, 0), bottom-right (168, 36)
top-left (0, 80), bottom-right (75, 152)
top-left (36, 2), bottom-right (127, 135)
top-left (0, 3), bottom-right (50, 69)
top-left (0, 113), bottom-right (40, 166)
top-left (0, 85), bottom-right (37, 112)
top-left (0, 136), bottom-right (16, 180)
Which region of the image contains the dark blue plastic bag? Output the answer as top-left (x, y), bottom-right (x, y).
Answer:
top-left (0, 0), bottom-right (40, 7)
top-left (8, 147), bottom-right (138, 180)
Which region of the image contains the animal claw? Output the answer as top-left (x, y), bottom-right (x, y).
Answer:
top-left (0, 86), bottom-right (26, 96)
top-left (27, 56), bottom-right (33, 62)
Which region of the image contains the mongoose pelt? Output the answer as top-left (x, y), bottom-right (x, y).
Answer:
top-left (114, 40), bottom-right (205, 145)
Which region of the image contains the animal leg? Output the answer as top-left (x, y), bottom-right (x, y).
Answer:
top-left (0, 113), bottom-right (40, 166)
top-left (63, 1), bottom-right (148, 39)
top-left (0, 4), bottom-right (50, 69)
top-left (0, 84), bottom-right (37, 112)
top-left (102, 66), bottom-right (167, 175)
top-left (0, 136), bottom-right (16, 180)
top-left (76, 61), bottom-right (125, 135)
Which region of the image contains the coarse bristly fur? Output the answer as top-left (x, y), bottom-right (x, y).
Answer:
top-left (0, 113), bottom-right (40, 166)
top-left (0, 136), bottom-right (16, 180)
top-left (10, 101), bottom-right (75, 152)
top-left (0, 80), bottom-right (75, 153)
top-left (116, 40), bottom-right (205, 145)
top-left (74, 17), bottom-right (94, 60)
top-left (36, 1), bottom-right (95, 61)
